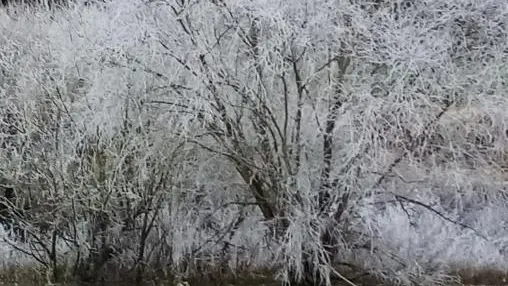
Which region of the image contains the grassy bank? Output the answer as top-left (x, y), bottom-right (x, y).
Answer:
top-left (1, 262), bottom-right (508, 286)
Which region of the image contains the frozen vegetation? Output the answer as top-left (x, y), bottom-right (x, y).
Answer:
top-left (1, 0), bottom-right (508, 285)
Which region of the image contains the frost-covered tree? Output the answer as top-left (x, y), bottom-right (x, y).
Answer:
top-left (1, 0), bottom-right (508, 285)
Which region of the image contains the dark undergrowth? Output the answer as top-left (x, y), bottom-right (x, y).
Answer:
top-left (1, 263), bottom-right (508, 286)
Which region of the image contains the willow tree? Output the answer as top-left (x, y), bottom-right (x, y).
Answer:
top-left (2, 0), bottom-right (508, 285)
top-left (141, 0), bottom-right (508, 284)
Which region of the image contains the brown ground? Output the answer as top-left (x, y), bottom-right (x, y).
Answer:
top-left (452, 267), bottom-right (508, 285)
top-left (2, 265), bottom-right (508, 286)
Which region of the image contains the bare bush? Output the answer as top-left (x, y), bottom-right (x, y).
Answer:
top-left (1, 0), bottom-right (508, 285)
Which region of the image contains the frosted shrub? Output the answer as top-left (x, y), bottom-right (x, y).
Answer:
top-left (1, 0), bottom-right (508, 285)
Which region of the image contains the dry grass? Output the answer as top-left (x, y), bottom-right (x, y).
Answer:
top-left (450, 267), bottom-right (508, 286)
top-left (0, 265), bottom-right (46, 285)
top-left (1, 264), bottom-right (508, 286)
